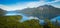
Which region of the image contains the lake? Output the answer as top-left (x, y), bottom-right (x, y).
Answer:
top-left (5, 11), bottom-right (60, 25)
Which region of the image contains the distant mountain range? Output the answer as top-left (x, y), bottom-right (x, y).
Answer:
top-left (6, 5), bottom-right (60, 19)
top-left (19, 5), bottom-right (60, 19)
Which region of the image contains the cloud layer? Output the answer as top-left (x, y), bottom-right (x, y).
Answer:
top-left (0, 0), bottom-right (60, 11)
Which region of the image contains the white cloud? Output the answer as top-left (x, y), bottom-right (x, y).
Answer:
top-left (0, 4), bottom-right (26, 11)
top-left (0, 1), bottom-right (46, 11)
top-left (47, 0), bottom-right (60, 4)
top-left (0, 0), bottom-right (60, 11)
top-left (25, 0), bottom-right (60, 8)
top-left (24, 1), bottom-right (46, 8)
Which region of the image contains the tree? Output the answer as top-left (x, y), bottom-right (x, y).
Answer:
top-left (43, 19), bottom-right (50, 28)
top-left (55, 19), bottom-right (59, 28)
top-left (44, 18), bottom-right (57, 28)
top-left (22, 19), bottom-right (42, 28)
top-left (0, 15), bottom-right (22, 28)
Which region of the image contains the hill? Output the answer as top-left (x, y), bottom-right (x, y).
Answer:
top-left (20, 5), bottom-right (60, 19)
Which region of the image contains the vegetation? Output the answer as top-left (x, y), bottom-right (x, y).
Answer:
top-left (0, 15), bottom-right (22, 28)
top-left (0, 15), bottom-right (59, 28)
top-left (22, 19), bottom-right (42, 28)
top-left (0, 8), bottom-right (60, 28)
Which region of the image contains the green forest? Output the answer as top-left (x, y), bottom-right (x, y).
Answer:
top-left (0, 8), bottom-right (60, 28)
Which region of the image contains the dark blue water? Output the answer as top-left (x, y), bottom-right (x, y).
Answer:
top-left (6, 11), bottom-right (60, 24)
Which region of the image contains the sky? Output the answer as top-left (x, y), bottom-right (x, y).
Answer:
top-left (0, 0), bottom-right (60, 11)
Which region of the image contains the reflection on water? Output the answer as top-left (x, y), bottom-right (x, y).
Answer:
top-left (51, 16), bottom-right (60, 23)
top-left (5, 11), bottom-right (60, 24)
top-left (5, 12), bottom-right (45, 24)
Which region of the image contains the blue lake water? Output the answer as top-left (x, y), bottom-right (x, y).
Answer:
top-left (6, 12), bottom-right (29, 21)
top-left (6, 11), bottom-right (60, 24)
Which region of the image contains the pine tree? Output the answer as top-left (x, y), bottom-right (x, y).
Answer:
top-left (43, 18), bottom-right (50, 28)
top-left (55, 19), bottom-right (59, 28)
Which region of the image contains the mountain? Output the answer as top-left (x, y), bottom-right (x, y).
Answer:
top-left (0, 8), bottom-right (6, 16)
top-left (19, 5), bottom-right (60, 19)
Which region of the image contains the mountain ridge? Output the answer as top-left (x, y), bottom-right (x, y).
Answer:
top-left (19, 5), bottom-right (60, 19)
top-left (12, 5), bottom-right (60, 19)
